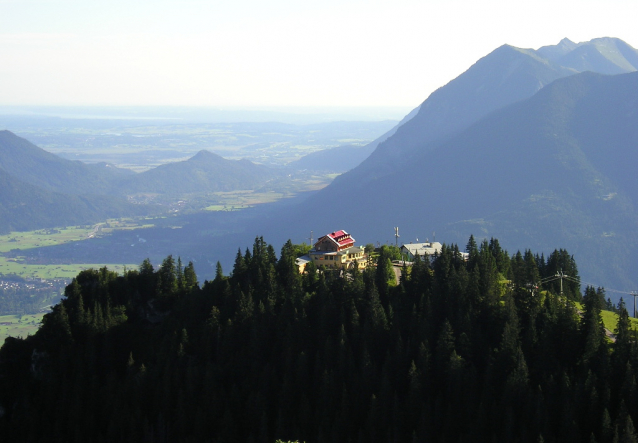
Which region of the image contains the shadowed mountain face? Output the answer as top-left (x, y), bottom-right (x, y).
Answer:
top-left (0, 130), bottom-right (131, 195)
top-left (0, 130), bottom-right (281, 232)
top-left (0, 130), bottom-right (156, 232)
top-left (325, 37), bottom-right (638, 182)
top-left (288, 144), bottom-right (371, 173)
top-left (293, 37), bottom-right (638, 178)
top-left (0, 168), bottom-right (147, 234)
top-left (273, 70), bottom-right (638, 291)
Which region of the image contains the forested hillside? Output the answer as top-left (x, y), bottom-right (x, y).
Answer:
top-left (0, 130), bottom-right (131, 195)
top-left (0, 168), bottom-right (148, 234)
top-left (118, 150), bottom-right (278, 195)
top-left (0, 237), bottom-right (636, 442)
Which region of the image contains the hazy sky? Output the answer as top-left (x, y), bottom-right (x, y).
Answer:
top-left (1, 0), bottom-right (637, 110)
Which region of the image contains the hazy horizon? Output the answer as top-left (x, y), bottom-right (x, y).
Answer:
top-left (0, 104), bottom-right (410, 124)
top-left (2, 0), bottom-right (637, 109)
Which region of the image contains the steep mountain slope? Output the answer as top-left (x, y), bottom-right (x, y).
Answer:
top-left (274, 71), bottom-right (638, 291)
top-left (0, 130), bottom-right (130, 195)
top-left (117, 150), bottom-right (279, 194)
top-left (0, 168), bottom-right (146, 234)
top-left (328, 47), bottom-right (574, 188)
top-left (288, 144), bottom-right (371, 173)
top-left (324, 37), bottom-right (638, 186)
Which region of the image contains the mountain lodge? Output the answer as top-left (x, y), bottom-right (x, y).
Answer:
top-left (298, 230), bottom-right (366, 272)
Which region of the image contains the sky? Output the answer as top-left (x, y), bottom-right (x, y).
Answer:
top-left (1, 0), bottom-right (637, 112)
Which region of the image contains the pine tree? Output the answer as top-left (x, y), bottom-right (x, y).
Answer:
top-left (375, 250), bottom-right (396, 299)
top-left (176, 256), bottom-right (184, 290)
top-left (364, 284), bottom-right (388, 332)
top-left (159, 255), bottom-right (177, 296)
top-left (215, 261), bottom-right (224, 281)
top-left (183, 261), bottom-right (198, 290)
top-left (613, 307), bottom-right (632, 374)
top-left (435, 319), bottom-right (456, 379)
top-left (581, 286), bottom-right (607, 366)
top-left (233, 248), bottom-right (247, 279)
top-left (40, 303), bottom-right (73, 345)
top-left (466, 234), bottom-right (479, 267)
top-left (277, 240), bottom-right (302, 300)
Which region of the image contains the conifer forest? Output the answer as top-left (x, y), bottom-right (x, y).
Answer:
top-left (1, 237), bottom-right (636, 443)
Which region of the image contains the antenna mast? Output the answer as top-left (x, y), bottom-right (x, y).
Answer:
top-left (308, 230), bottom-right (313, 246)
top-left (394, 227), bottom-right (400, 247)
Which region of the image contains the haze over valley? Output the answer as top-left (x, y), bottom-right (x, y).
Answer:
top-left (2, 37), bottom-right (637, 295)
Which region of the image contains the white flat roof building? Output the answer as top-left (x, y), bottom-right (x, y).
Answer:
top-left (400, 242), bottom-right (443, 261)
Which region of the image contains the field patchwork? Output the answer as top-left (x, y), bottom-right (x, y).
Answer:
top-left (0, 313), bottom-right (46, 343)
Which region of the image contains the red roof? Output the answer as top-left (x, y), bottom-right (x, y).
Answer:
top-left (315, 230), bottom-right (356, 251)
top-left (327, 230), bottom-right (355, 248)
top-left (329, 230), bottom-right (347, 239)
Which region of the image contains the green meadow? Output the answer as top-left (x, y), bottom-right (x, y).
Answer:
top-left (0, 313), bottom-right (46, 343)
top-left (0, 226), bottom-right (94, 253)
top-left (0, 218), bottom-right (156, 254)
top-left (0, 260), bottom-right (133, 279)
top-left (0, 220), bottom-right (146, 280)
top-left (601, 308), bottom-right (638, 332)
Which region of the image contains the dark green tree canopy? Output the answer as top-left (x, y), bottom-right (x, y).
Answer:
top-left (1, 236), bottom-right (636, 443)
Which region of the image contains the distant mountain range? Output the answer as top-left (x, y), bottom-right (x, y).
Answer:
top-left (0, 130), bottom-right (281, 233)
top-left (265, 37), bottom-right (638, 292)
top-left (304, 37), bottom-right (638, 176)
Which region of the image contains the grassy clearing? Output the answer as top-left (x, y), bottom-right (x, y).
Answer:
top-left (0, 218), bottom-right (151, 280)
top-left (600, 309), bottom-right (638, 332)
top-left (202, 190), bottom-right (285, 211)
top-left (98, 218), bottom-right (156, 233)
top-left (0, 226), bottom-right (94, 253)
top-left (0, 260), bottom-right (134, 279)
top-left (574, 301), bottom-right (638, 332)
top-left (0, 218), bottom-right (156, 254)
top-left (0, 313), bottom-right (46, 342)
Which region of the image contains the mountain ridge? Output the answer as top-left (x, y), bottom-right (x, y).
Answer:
top-left (317, 37), bottom-right (638, 184)
top-left (0, 130), bottom-right (130, 195)
top-left (0, 130), bottom-right (282, 198)
top-left (268, 69), bottom-right (638, 291)
top-left (117, 149), bottom-right (279, 195)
